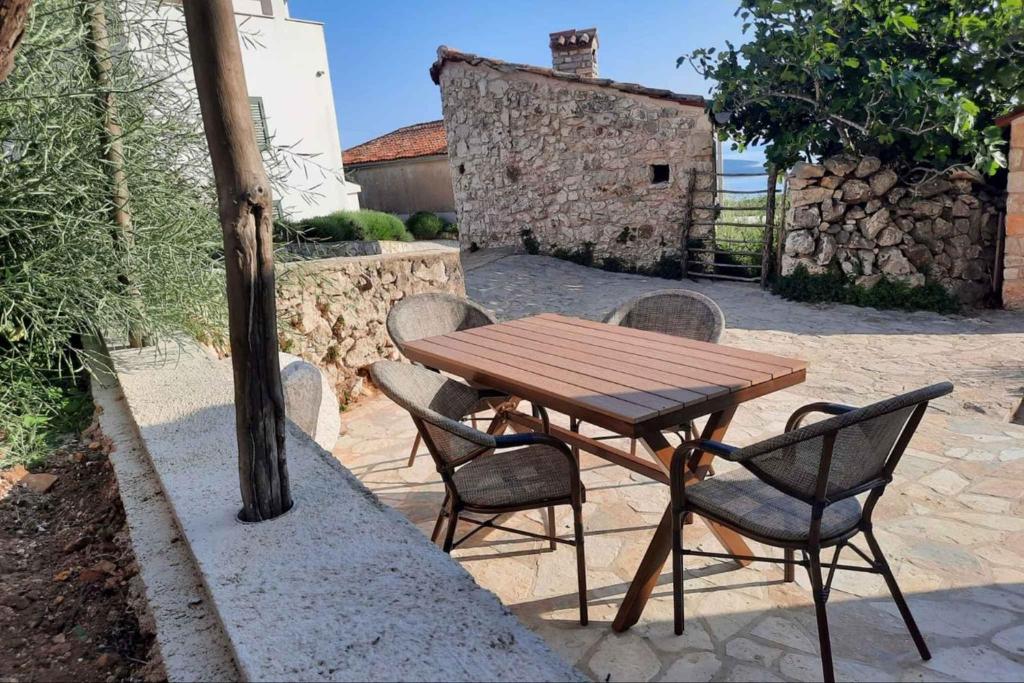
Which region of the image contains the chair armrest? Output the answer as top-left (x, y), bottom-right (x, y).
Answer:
top-left (785, 402), bottom-right (857, 432)
top-left (669, 439), bottom-right (740, 509)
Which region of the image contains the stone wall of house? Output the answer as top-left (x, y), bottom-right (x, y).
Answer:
top-left (1003, 115), bottom-right (1024, 310)
top-left (782, 155), bottom-right (1004, 305)
top-left (436, 61), bottom-right (716, 267)
top-left (275, 250), bottom-right (465, 404)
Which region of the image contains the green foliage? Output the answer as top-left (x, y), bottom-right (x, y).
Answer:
top-left (520, 228), bottom-right (540, 255)
top-left (0, 0), bottom-right (230, 467)
top-left (686, 0), bottom-right (1022, 174)
top-left (551, 242), bottom-right (595, 267)
top-left (297, 210), bottom-right (412, 242)
top-left (405, 211), bottom-right (446, 240)
top-left (773, 265), bottom-right (960, 314)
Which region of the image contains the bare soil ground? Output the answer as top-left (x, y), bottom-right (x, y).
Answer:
top-left (0, 426), bottom-right (164, 682)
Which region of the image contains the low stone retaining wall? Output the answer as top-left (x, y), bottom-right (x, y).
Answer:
top-left (284, 239), bottom-right (458, 260)
top-left (276, 249), bottom-right (465, 404)
top-left (782, 155), bottom-right (1004, 305)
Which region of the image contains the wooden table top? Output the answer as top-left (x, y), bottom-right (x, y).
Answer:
top-left (402, 313), bottom-right (807, 437)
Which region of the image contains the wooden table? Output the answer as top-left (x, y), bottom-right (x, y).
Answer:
top-left (402, 313), bottom-right (807, 631)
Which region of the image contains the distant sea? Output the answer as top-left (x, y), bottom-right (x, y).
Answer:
top-left (721, 158), bottom-right (783, 194)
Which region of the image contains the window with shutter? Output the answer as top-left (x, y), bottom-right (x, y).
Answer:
top-left (249, 96), bottom-right (269, 150)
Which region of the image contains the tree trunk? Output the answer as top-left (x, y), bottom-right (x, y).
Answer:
top-left (87, 0), bottom-right (143, 348)
top-left (0, 0), bottom-right (32, 83)
top-left (182, 0), bottom-right (290, 522)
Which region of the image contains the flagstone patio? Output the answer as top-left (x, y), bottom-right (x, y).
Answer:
top-left (333, 254), bottom-right (1024, 682)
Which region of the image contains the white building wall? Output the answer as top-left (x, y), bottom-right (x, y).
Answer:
top-left (234, 0), bottom-right (360, 218)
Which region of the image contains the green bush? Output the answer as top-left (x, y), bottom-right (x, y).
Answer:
top-left (405, 211), bottom-right (446, 240)
top-left (552, 242), bottom-right (595, 267)
top-left (520, 228), bottom-right (540, 255)
top-left (297, 210), bottom-right (411, 242)
top-left (772, 265), bottom-right (960, 314)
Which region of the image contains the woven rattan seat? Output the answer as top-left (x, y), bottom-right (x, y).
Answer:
top-left (453, 446), bottom-right (574, 509)
top-left (603, 289), bottom-right (724, 342)
top-left (386, 292), bottom-right (509, 466)
top-left (370, 359), bottom-right (589, 625)
top-left (684, 468), bottom-right (861, 543)
top-left (669, 382), bottom-right (953, 683)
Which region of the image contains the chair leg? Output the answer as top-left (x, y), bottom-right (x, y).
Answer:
top-left (406, 432), bottom-right (421, 467)
top-left (672, 507), bottom-right (684, 635)
top-left (471, 413), bottom-right (478, 429)
top-left (442, 504), bottom-right (460, 554)
top-left (784, 548), bottom-right (796, 582)
top-left (430, 492), bottom-right (450, 544)
top-left (807, 550), bottom-right (836, 683)
top-left (569, 417), bottom-right (580, 459)
top-left (865, 530), bottom-right (931, 660)
top-left (572, 504), bottom-right (588, 626)
top-left (545, 506), bottom-right (557, 551)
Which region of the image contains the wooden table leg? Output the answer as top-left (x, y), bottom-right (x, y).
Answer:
top-left (611, 407), bottom-right (751, 632)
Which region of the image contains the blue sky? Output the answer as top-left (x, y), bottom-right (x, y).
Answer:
top-left (290, 0), bottom-right (763, 164)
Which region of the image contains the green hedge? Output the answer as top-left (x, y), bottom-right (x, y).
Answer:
top-left (772, 265), bottom-right (960, 314)
top-left (405, 211), bottom-right (446, 240)
top-left (297, 210), bottom-right (412, 242)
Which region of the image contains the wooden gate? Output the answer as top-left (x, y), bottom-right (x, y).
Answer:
top-left (680, 167), bottom-right (784, 288)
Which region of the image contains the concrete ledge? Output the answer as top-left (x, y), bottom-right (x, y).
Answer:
top-left (107, 339), bottom-right (583, 682)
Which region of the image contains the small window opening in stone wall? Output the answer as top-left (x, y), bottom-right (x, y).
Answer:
top-left (650, 164), bottom-right (670, 184)
top-left (458, 163), bottom-right (466, 175)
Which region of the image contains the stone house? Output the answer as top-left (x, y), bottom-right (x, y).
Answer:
top-left (430, 28), bottom-right (717, 267)
top-left (342, 121), bottom-right (456, 220)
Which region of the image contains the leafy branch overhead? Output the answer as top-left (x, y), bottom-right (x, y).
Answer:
top-left (684, 0), bottom-right (1023, 174)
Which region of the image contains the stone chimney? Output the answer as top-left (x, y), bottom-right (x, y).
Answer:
top-left (549, 28), bottom-right (599, 79)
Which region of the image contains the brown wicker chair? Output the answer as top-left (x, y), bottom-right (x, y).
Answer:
top-left (669, 382), bottom-right (953, 683)
top-left (370, 360), bottom-right (588, 625)
top-left (572, 289), bottom-right (726, 455)
top-left (387, 292), bottom-right (510, 466)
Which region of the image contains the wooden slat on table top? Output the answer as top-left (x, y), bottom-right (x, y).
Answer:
top-left (460, 325), bottom-right (740, 396)
top-left (401, 314), bottom-right (807, 429)
top-left (433, 336), bottom-right (679, 413)
top-left (535, 313), bottom-right (807, 376)
top-left (453, 327), bottom-right (714, 405)
top-left (499, 319), bottom-right (768, 387)
top-left (406, 338), bottom-right (657, 425)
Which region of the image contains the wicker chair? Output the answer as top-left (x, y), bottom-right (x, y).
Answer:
top-left (572, 289), bottom-right (726, 455)
top-left (387, 292), bottom-right (509, 466)
top-left (370, 360), bottom-right (588, 625)
top-left (669, 382), bottom-right (953, 683)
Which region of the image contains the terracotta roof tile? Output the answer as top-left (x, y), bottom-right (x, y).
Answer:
top-left (343, 120), bottom-right (447, 166)
top-left (429, 46), bottom-right (704, 109)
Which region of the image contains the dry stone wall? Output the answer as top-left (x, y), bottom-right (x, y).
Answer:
top-left (437, 60), bottom-right (716, 267)
top-left (275, 250), bottom-right (465, 403)
top-left (782, 155), bottom-right (1004, 305)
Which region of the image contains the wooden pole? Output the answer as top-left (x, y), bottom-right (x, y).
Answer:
top-left (87, 0), bottom-right (143, 348)
top-left (0, 0), bottom-right (32, 83)
top-left (761, 166), bottom-right (779, 289)
top-left (182, 0), bottom-right (290, 522)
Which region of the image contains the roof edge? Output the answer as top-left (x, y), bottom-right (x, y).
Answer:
top-left (996, 106), bottom-right (1024, 128)
top-left (429, 46), bottom-right (705, 109)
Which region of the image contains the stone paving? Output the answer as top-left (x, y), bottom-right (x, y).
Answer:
top-left (334, 254), bottom-right (1024, 682)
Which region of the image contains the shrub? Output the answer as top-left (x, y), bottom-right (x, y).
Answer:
top-left (297, 210), bottom-right (411, 242)
top-left (772, 265), bottom-right (960, 314)
top-left (405, 211), bottom-right (446, 240)
top-left (551, 242), bottom-right (595, 267)
top-left (520, 229), bottom-right (540, 255)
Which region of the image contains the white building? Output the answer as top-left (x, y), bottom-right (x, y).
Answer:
top-left (232, 0), bottom-right (360, 218)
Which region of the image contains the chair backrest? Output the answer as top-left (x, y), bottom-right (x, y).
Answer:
top-left (737, 383), bottom-right (953, 503)
top-left (370, 360), bottom-right (494, 470)
top-left (387, 292), bottom-right (497, 355)
top-left (604, 289), bottom-right (725, 342)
